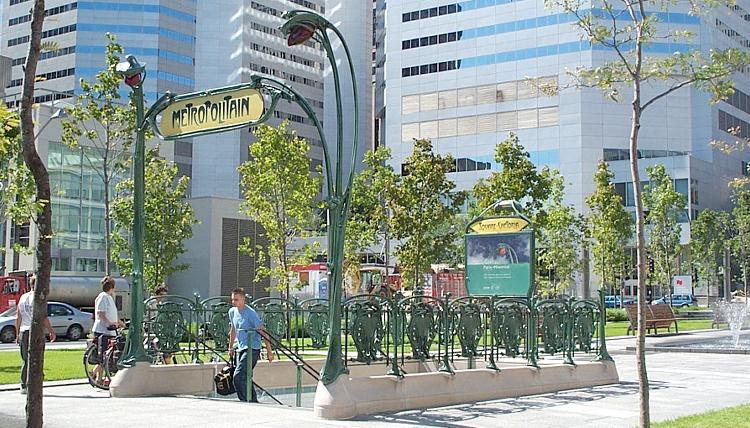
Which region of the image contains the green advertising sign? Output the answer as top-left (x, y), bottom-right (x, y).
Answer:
top-left (464, 202), bottom-right (536, 297)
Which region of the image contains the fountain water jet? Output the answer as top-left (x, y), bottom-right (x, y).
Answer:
top-left (715, 300), bottom-right (750, 348)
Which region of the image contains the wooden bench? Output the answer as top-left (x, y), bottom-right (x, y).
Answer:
top-left (625, 304), bottom-right (679, 335)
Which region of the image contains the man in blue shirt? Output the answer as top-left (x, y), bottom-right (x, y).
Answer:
top-left (228, 288), bottom-right (273, 402)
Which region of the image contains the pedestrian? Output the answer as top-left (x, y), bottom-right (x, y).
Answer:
top-left (14, 274), bottom-right (56, 394)
top-left (91, 276), bottom-right (124, 385)
top-left (228, 288), bottom-right (273, 402)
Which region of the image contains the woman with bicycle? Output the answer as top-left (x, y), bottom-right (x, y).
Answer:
top-left (91, 276), bottom-right (124, 386)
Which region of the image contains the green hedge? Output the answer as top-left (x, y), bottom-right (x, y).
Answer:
top-left (606, 308), bottom-right (629, 322)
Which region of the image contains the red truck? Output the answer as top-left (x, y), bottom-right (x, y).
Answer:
top-left (0, 272), bottom-right (30, 313)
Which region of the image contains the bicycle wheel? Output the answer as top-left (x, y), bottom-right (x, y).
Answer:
top-left (83, 343), bottom-right (108, 390)
top-left (103, 347), bottom-right (119, 386)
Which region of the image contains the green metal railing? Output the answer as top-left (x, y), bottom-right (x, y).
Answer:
top-left (143, 289), bottom-right (610, 380)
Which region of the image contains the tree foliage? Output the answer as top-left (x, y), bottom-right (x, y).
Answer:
top-left (385, 139), bottom-right (466, 289)
top-left (586, 160), bottom-right (633, 291)
top-left (537, 174), bottom-right (586, 297)
top-left (472, 132), bottom-right (555, 230)
top-left (111, 149), bottom-right (197, 293)
top-left (0, 105), bottom-right (37, 231)
top-left (61, 33), bottom-right (137, 275)
top-left (732, 189), bottom-right (750, 296)
top-left (690, 208), bottom-right (731, 295)
top-left (643, 164), bottom-right (685, 296)
top-left (238, 121), bottom-right (321, 296)
top-left (344, 147), bottom-right (395, 288)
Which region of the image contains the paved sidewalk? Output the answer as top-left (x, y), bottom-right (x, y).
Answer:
top-left (1, 332), bottom-right (749, 427)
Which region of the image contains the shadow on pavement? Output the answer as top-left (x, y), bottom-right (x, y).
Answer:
top-left (361, 381), bottom-right (671, 427)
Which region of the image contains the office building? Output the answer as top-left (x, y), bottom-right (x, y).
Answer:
top-left (375, 1), bottom-right (750, 293)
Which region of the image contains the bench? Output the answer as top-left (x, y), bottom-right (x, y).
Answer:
top-left (625, 304), bottom-right (679, 335)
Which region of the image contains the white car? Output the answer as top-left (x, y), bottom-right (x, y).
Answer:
top-left (0, 302), bottom-right (94, 343)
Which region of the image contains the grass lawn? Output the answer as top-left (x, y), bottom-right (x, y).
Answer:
top-left (653, 403), bottom-right (750, 427)
top-left (0, 349), bottom-right (85, 385)
top-left (604, 319), bottom-right (713, 337)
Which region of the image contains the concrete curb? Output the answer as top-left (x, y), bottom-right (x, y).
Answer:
top-left (0, 378), bottom-right (89, 392)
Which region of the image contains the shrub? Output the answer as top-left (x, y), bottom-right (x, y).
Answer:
top-left (606, 308), bottom-right (629, 322)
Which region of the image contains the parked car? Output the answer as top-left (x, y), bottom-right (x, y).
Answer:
top-left (0, 301), bottom-right (94, 343)
top-left (604, 295), bottom-right (636, 308)
top-left (651, 294), bottom-right (697, 308)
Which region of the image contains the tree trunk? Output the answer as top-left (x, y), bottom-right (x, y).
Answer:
top-left (103, 157), bottom-right (111, 276)
top-left (724, 248), bottom-right (731, 300)
top-left (20, 2), bottom-right (49, 427)
top-left (629, 88), bottom-right (651, 428)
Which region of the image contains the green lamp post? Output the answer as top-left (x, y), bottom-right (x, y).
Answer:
top-left (114, 55), bottom-right (152, 366)
top-left (280, 10), bottom-right (361, 386)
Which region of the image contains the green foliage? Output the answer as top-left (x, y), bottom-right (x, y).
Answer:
top-left (345, 147), bottom-right (395, 281)
top-left (111, 149), bottom-right (197, 293)
top-left (731, 189), bottom-right (750, 289)
top-left (586, 161), bottom-right (633, 290)
top-left (61, 33), bottom-right (139, 274)
top-left (690, 209), bottom-right (731, 290)
top-left (472, 132), bottom-right (555, 231)
top-left (0, 104), bottom-right (38, 227)
top-left (606, 308), bottom-right (628, 322)
top-left (537, 173), bottom-right (586, 297)
top-left (385, 139), bottom-right (466, 289)
top-left (644, 164), bottom-right (686, 292)
top-left (238, 121), bottom-right (321, 295)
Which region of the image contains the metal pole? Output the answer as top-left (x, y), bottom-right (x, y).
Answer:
top-left (119, 68), bottom-right (150, 366)
top-left (247, 331), bottom-right (254, 403)
top-left (296, 362), bottom-right (303, 407)
top-left (595, 288), bottom-right (613, 361)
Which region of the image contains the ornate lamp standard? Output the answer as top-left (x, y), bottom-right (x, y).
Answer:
top-left (280, 10), bottom-right (360, 385)
top-left (114, 55), bottom-right (151, 366)
top-left (114, 11), bottom-right (359, 386)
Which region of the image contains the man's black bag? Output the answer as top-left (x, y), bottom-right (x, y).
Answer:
top-left (214, 356), bottom-right (235, 396)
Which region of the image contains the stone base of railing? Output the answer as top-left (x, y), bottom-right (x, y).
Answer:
top-left (313, 360), bottom-right (619, 420)
top-left (109, 362), bottom-right (223, 397)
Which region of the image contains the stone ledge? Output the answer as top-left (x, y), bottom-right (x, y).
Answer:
top-left (109, 362), bottom-right (224, 397)
top-left (314, 360), bottom-right (619, 420)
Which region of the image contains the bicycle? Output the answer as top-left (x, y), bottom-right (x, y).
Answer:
top-left (83, 326), bottom-right (125, 390)
top-left (84, 326), bottom-right (164, 390)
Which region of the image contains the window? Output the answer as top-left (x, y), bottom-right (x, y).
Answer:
top-left (517, 109), bottom-right (538, 129)
top-left (439, 90), bottom-right (457, 109)
top-left (496, 82), bottom-right (517, 102)
top-left (420, 93), bottom-right (438, 111)
top-left (457, 87), bottom-right (476, 107)
top-left (538, 107), bottom-right (559, 127)
top-left (48, 304), bottom-right (73, 317)
top-left (438, 119), bottom-right (457, 137)
top-left (456, 116), bottom-right (477, 135)
top-left (497, 111), bottom-right (518, 131)
top-left (402, 123), bottom-right (420, 141)
top-left (477, 114), bottom-right (497, 134)
top-left (477, 85), bottom-right (497, 104)
top-left (420, 121), bottom-right (439, 139)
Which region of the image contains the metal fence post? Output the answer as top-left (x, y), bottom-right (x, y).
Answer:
top-left (296, 362), bottom-right (303, 407)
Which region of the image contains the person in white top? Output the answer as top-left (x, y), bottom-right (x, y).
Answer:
top-left (14, 274), bottom-right (56, 394)
top-left (91, 276), bottom-right (124, 384)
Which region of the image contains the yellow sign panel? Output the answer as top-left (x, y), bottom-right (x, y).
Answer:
top-left (159, 88), bottom-right (264, 138)
top-left (470, 218), bottom-right (529, 234)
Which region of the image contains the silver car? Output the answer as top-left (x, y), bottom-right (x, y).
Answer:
top-left (0, 302), bottom-right (94, 343)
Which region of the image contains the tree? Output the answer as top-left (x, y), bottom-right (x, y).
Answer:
top-left (643, 164), bottom-right (686, 300)
top-left (543, 1), bottom-right (749, 424)
top-left (61, 33), bottom-right (136, 275)
top-left (344, 147), bottom-right (395, 291)
top-left (586, 161), bottom-right (633, 294)
top-left (690, 209), bottom-right (731, 302)
top-left (238, 122), bottom-right (321, 298)
top-left (0, 106), bottom-right (37, 270)
top-left (111, 149), bottom-right (197, 293)
top-left (18, 2), bottom-right (51, 426)
top-left (472, 132), bottom-right (555, 230)
top-left (732, 190), bottom-right (750, 298)
top-left (386, 139), bottom-right (466, 289)
top-left (537, 174), bottom-right (586, 297)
